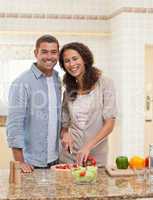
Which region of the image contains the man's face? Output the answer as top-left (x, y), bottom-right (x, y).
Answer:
top-left (34, 42), bottom-right (59, 74)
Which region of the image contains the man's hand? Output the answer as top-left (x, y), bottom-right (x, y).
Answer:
top-left (12, 148), bottom-right (33, 173)
top-left (19, 162), bottom-right (34, 173)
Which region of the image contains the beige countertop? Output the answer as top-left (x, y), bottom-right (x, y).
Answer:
top-left (0, 168), bottom-right (153, 200)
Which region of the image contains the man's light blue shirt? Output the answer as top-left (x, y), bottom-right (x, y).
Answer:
top-left (7, 63), bottom-right (61, 167)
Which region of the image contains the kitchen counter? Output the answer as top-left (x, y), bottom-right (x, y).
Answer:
top-left (0, 168), bottom-right (153, 200)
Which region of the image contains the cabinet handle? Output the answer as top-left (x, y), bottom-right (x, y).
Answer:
top-left (146, 95), bottom-right (151, 111)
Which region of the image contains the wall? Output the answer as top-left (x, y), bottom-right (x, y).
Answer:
top-left (109, 11), bottom-right (148, 157)
top-left (145, 45), bottom-right (153, 155)
top-left (109, 5), bottom-right (153, 157)
top-left (0, 0), bottom-right (109, 15)
top-left (108, 0), bottom-right (153, 13)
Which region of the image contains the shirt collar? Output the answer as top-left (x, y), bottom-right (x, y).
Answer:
top-left (31, 63), bottom-right (44, 79)
top-left (31, 63), bottom-right (56, 79)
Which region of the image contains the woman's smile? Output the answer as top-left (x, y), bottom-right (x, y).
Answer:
top-left (63, 49), bottom-right (85, 79)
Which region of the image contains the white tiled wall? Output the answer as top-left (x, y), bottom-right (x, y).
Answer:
top-left (108, 0), bottom-right (153, 14)
top-left (0, 0), bottom-right (109, 15)
top-left (0, 18), bottom-right (109, 33)
top-left (109, 12), bottom-right (150, 159)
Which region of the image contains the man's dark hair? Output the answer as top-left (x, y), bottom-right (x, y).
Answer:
top-left (35, 34), bottom-right (59, 49)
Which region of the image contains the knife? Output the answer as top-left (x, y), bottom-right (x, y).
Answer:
top-left (68, 146), bottom-right (73, 154)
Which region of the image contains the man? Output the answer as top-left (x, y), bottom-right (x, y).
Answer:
top-left (7, 35), bottom-right (61, 172)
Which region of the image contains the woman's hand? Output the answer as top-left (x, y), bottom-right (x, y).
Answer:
top-left (61, 128), bottom-right (73, 153)
top-left (76, 118), bottom-right (115, 164)
top-left (76, 144), bottom-right (91, 165)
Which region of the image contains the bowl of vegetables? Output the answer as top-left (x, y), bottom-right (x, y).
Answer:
top-left (71, 156), bottom-right (97, 184)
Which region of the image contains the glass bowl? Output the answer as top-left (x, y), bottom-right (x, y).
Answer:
top-left (71, 166), bottom-right (97, 184)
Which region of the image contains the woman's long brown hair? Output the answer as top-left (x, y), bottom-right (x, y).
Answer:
top-left (59, 42), bottom-right (101, 101)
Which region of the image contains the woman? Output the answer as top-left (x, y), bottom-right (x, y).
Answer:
top-left (59, 42), bottom-right (117, 166)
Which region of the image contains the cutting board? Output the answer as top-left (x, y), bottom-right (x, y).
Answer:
top-left (51, 163), bottom-right (76, 172)
top-left (105, 166), bottom-right (144, 177)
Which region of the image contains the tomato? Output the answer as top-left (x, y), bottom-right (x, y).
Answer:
top-left (145, 157), bottom-right (149, 168)
top-left (87, 155), bottom-right (93, 161)
top-left (116, 156), bottom-right (129, 169)
top-left (91, 159), bottom-right (96, 166)
top-left (83, 155), bottom-right (97, 167)
top-left (55, 164), bottom-right (70, 169)
top-left (73, 163), bottom-right (78, 168)
top-left (55, 165), bottom-right (62, 169)
top-left (80, 171), bottom-right (86, 176)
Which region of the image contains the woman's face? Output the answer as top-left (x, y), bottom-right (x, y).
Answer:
top-left (63, 49), bottom-right (85, 80)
